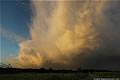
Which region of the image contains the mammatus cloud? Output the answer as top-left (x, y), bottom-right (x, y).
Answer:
top-left (9, 0), bottom-right (120, 70)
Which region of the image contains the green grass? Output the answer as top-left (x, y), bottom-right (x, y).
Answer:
top-left (0, 72), bottom-right (120, 80)
top-left (94, 72), bottom-right (120, 78)
top-left (0, 72), bottom-right (92, 80)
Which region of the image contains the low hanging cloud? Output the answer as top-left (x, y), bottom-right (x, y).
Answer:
top-left (9, 0), bottom-right (120, 70)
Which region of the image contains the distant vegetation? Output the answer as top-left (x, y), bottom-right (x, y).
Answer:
top-left (0, 63), bottom-right (120, 80)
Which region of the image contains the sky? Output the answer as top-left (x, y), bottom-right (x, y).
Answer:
top-left (0, 0), bottom-right (120, 71)
top-left (1, 0), bottom-right (31, 62)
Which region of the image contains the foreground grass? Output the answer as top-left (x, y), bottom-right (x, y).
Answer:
top-left (0, 72), bottom-right (120, 80)
top-left (94, 72), bottom-right (120, 78)
top-left (0, 72), bottom-right (93, 80)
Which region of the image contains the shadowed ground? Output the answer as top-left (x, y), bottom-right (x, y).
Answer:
top-left (0, 73), bottom-right (92, 80)
top-left (0, 72), bottom-right (120, 80)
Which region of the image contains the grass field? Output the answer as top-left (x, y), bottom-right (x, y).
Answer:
top-left (0, 72), bottom-right (92, 80)
top-left (0, 72), bottom-right (120, 80)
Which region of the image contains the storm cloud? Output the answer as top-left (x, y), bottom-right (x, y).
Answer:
top-left (9, 0), bottom-right (120, 71)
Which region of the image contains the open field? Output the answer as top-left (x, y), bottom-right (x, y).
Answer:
top-left (0, 73), bottom-right (91, 80)
top-left (0, 72), bottom-right (120, 80)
